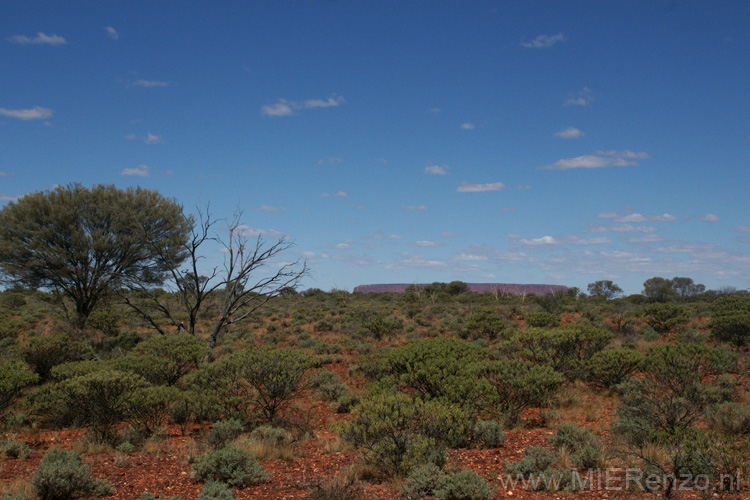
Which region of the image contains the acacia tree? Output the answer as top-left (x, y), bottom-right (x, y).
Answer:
top-left (123, 208), bottom-right (307, 350)
top-left (587, 280), bottom-right (623, 300)
top-left (0, 184), bottom-right (190, 328)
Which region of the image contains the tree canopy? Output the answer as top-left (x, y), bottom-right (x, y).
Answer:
top-left (0, 184), bottom-right (190, 327)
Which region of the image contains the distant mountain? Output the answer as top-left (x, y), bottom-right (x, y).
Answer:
top-left (353, 283), bottom-right (568, 295)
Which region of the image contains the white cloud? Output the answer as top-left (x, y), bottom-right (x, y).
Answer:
top-left (0, 106), bottom-right (53, 120)
top-left (627, 234), bottom-right (664, 243)
top-left (318, 157), bottom-right (343, 165)
top-left (429, 107), bottom-right (442, 114)
top-left (424, 164), bottom-right (449, 175)
top-left (333, 242), bottom-right (351, 250)
top-left (518, 235), bottom-right (559, 245)
top-left (144, 133), bottom-right (162, 144)
top-left (732, 226), bottom-right (750, 233)
top-left (521, 32), bottom-right (566, 49)
top-left (262, 96), bottom-right (345, 117)
top-left (457, 182), bottom-right (505, 193)
top-left (365, 233), bottom-right (403, 240)
top-left (105, 26), bottom-right (119, 40)
top-left (0, 194), bottom-right (20, 202)
top-left (455, 253), bottom-right (489, 262)
top-left (516, 235), bottom-right (611, 246)
top-left (397, 205), bottom-right (428, 211)
top-left (554, 127), bottom-right (585, 139)
top-left (587, 224), bottom-right (658, 234)
top-left (597, 211), bottom-right (677, 223)
top-left (253, 205), bottom-right (287, 212)
top-left (236, 225), bottom-right (283, 237)
top-left (564, 87), bottom-right (593, 106)
top-left (120, 164), bottom-right (150, 177)
top-left (460, 122), bottom-right (475, 130)
top-left (321, 191), bottom-right (348, 198)
top-left (540, 150), bottom-right (649, 170)
top-left (413, 240), bottom-right (445, 247)
top-left (8, 32), bottom-right (66, 45)
top-left (700, 214), bottom-right (719, 222)
top-left (132, 80), bottom-right (169, 88)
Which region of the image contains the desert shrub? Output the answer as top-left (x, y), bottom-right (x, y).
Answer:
top-left (361, 315), bottom-right (402, 339)
top-left (249, 425), bottom-right (289, 447)
top-left (705, 402), bottom-right (750, 435)
top-left (335, 392), bottom-right (359, 413)
top-left (400, 463), bottom-right (445, 499)
top-left (585, 347), bottom-right (642, 389)
top-left (0, 292), bottom-right (27, 311)
top-left (208, 418), bottom-right (245, 449)
top-left (548, 424), bottom-right (603, 469)
top-left (377, 338), bottom-right (486, 411)
top-left (190, 446), bottom-right (269, 487)
top-left (463, 309), bottom-right (506, 340)
top-left (504, 446), bottom-right (558, 478)
top-left (614, 343), bottom-right (732, 444)
top-left (126, 333), bottom-right (209, 385)
top-left (434, 469), bottom-right (493, 500)
top-left (87, 309), bottom-right (122, 336)
top-left (140, 494), bottom-right (183, 500)
top-left (0, 317), bottom-right (24, 341)
top-left (477, 359), bottom-right (564, 425)
top-left (524, 311), bottom-right (560, 328)
top-left (514, 325), bottom-right (612, 379)
top-left (711, 295), bottom-right (750, 348)
top-left (642, 303), bottom-right (689, 333)
top-left (197, 481), bottom-right (235, 500)
top-left (0, 439), bottom-right (32, 459)
top-left (49, 360), bottom-right (110, 381)
top-left (310, 369), bottom-right (348, 401)
top-left (125, 385), bottom-right (180, 434)
top-left (0, 358), bottom-right (38, 413)
top-left (33, 369), bottom-right (148, 441)
top-left (184, 357), bottom-right (250, 423)
top-left (31, 448), bottom-right (111, 500)
top-left (169, 389), bottom-right (222, 434)
top-left (338, 392), bottom-right (469, 476)
top-left (472, 419), bottom-right (505, 448)
top-left (24, 333), bottom-right (92, 381)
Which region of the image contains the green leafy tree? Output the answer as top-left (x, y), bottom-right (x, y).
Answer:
top-left (669, 277), bottom-right (705, 301)
top-left (642, 277), bottom-right (677, 303)
top-left (642, 303), bottom-right (690, 333)
top-left (711, 295), bottom-right (750, 348)
top-left (0, 184), bottom-right (190, 328)
top-left (587, 280), bottom-right (624, 300)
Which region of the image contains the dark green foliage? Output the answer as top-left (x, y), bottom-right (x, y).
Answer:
top-left (478, 359), bottom-right (564, 424)
top-left (463, 309), bottom-right (506, 339)
top-left (0, 317), bottom-right (24, 341)
top-left (335, 392), bottom-right (359, 414)
top-left (705, 402), bottom-right (750, 435)
top-left (0, 358), bottom-right (38, 413)
top-left (587, 280), bottom-right (623, 300)
top-left (0, 184), bottom-right (190, 328)
top-left (361, 314), bottom-right (402, 339)
top-left (125, 333), bottom-right (208, 385)
top-left (0, 439), bottom-right (32, 459)
top-left (548, 424), bottom-right (602, 469)
top-left (614, 343), bottom-right (732, 444)
top-left (642, 303), bottom-right (690, 333)
top-left (125, 385), bottom-right (180, 434)
top-left (197, 482), bottom-right (235, 500)
top-left (433, 469), bottom-right (493, 500)
top-left (310, 369), bottom-right (348, 401)
top-left (208, 418), bottom-right (245, 449)
top-left (141, 494), bottom-right (183, 500)
top-left (514, 325), bottom-right (612, 379)
top-left (642, 277), bottom-right (677, 303)
top-left (524, 311), bottom-right (560, 328)
top-left (711, 295), bottom-right (750, 347)
top-left (24, 333), bottom-right (92, 381)
top-left (400, 463), bottom-right (445, 499)
top-left (503, 446), bottom-right (558, 477)
top-left (472, 420), bottom-right (505, 448)
top-left (31, 448), bottom-right (112, 500)
top-left (585, 347), bottom-right (642, 389)
top-left (338, 392), bottom-right (470, 476)
top-left (87, 308), bottom-right (122, 336)
top-left (190, 446), bottom-right (269, 487)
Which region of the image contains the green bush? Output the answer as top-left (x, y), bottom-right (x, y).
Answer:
top-left (125, 385), bottom-right (180, 434)
top-left (197, 481), bottom-right (235, 500)
top-left (400, 463), bottom-right (445, 499)
top-left (463, 309), bottom-right (506, 340)
top-left (524, 311), bottom-right (560, 328)
top-left (127, 333), bottom-right (209, 385)
top-left (208, 418), bottom-right (245, 449)
top-left (642, 303), bottom-right (689, 333)
top-left (705, 402), bottom-right (750, 435)
top-left (0, 439), bottom-right (32, 459)
top-left (472, 420), bottom-right (505, 448)
top-left (310, 369), bottom-right (348, 401)
top-left (0, 317), bottom-right (24, 341)
top-left (140, 493), bottom-right (183, 500)
top-left (478, 359), bottom-right (563, 425)
top-left (31, 448), bottom-right (111, 500)
top-left (711, 295), bottom-right (750, 347)
top-left (24, 333), bottom-right (92, 381)
top-left (548, 424), bottom-right (602, 469)
top-left (585, 347), bottom-right (642, 389)
top-left (434, 469), bottom-right (493, 500)
top-left (503, 446), bottom-right (558, 478)
top-left (0, 358), bottom-right (38, 413)
top-left (249, 425), bottom-right (289, 447)
top-left (190, 446), bottom-right (269, 487)
top-left (361, 315), bottom-right (402, 339)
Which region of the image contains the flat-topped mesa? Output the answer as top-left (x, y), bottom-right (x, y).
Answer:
top-left (352, 283), bottom-right (568, 295)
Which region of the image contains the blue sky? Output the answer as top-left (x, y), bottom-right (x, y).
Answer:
top-left (2, 1), bottom-right (749, 294)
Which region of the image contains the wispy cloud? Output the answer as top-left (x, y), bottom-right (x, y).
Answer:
top-left (262, 96), bottom-right (345, 117)
top-left (0, 106), bottom-right (53, 120)
top-left (127, 133), bottom-right (162, 144)
top-left (320, 191), bottom-right (348, 198)
top-left (597, 211), bottom-right (678, 223)
top-left (397, 205), bottom-right (428, 211)
top-left (516, 235), bottom-right (612, 246)
top-left (457, 182), bottom-right (505, 193)
top-left (554, 127), bottom-right (585, 139)
top-left (540, 150), bottom-right (649, 170)
top-left (460, 122), bottom-right (475, 130)
top-left (252, 205), bottom-right (287, 212)
top-left (732, 226), bottom-right (750, 233)
top-left (412, 240), bottom-right (445, 247)
top-left (105, 27), bottom-right (119, 40)
top-left (8, 32), bottom-right (66, 45)
top-left (364, 233), bottom-right (402, 240)
top-left (521, 32), bottom-right (566, 49)
top-left (587, 224), bottom-right (658, 234)
top-left (0, 171), bottom-right (11, 177)
top-left (699, 214), bottom-right (719, 222)
top-left (564, 87), bottom-right (593, 106)
top-left (120, 164), bottom-right (150, 177)
top-left (424, 164), bottom-right (449, 175)
top-left (132, 80), bottom-right (169, 88)
top-left (318, 157), bottom-right (343, 165)
top-left (236, 225), bottom-right (283, 237)
top-left (0, 194), bottom-right (20, 202)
